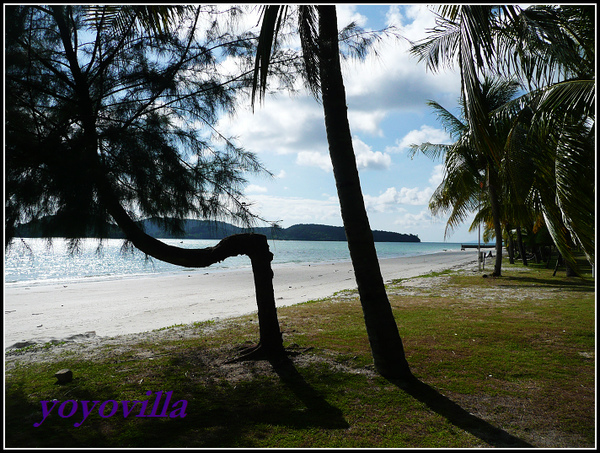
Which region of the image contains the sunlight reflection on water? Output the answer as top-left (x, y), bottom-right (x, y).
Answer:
top-left (4, 237), bottom-right (462, 286)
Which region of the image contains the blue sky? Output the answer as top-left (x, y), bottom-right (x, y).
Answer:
top-left (216, 5), bottom-right (480, 243)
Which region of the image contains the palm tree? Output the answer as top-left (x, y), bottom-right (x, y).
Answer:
top-left (410, 5), bottom-right (595, 275)
top-left (498, 5), bottom-right (595, 275)
top-left (410, 77), bottom-right (524, 257)
top-left (252, 5), bottom-right (412, 380)
top-left (409, 6), bottom-right (516, 276)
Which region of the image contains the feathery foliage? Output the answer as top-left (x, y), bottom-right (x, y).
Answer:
top-left (5, 5), bottom-right (269, 245)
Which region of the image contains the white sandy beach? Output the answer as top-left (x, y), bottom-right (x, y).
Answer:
top-left (4, 250), bottom-right (478, 349)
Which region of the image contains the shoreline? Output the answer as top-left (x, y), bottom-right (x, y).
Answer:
top-left (4, 250), bottom-right (479, 350)
top-left (5, 238), bottom-right (466, 288)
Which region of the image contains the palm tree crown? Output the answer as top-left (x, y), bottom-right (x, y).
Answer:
top-left (409, 5), bottom-right (594, 275)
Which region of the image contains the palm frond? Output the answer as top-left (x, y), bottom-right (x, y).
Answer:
top-left (409, 16), bottom-right (460, 73)
top-left (408, 142), bottom-right (451, 161)
top-left (498, 5), bottom-right (595, 89)
top-left (251, 5), bottom-right (288, 108)
top-left (429, 162), bottom-right (480, 239)
top-left (83, 5), bottom-right (186, 37)
top-left (533, 79), bottom-right (595, 122)
top-left (298, 6), bottom-right (320, 98)
top-left (458, 6), bottom-right (497, 71)
top-left (426, 100), bottom-right (467, 140)
top-left (553, 122), bottom-right (595, 262)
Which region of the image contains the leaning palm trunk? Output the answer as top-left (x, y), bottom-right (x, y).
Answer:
top-left (317, 6), bottom-right (412, 379)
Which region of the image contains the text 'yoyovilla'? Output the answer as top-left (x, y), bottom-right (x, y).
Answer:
top-left (33, 390), bottom-right (187, 427)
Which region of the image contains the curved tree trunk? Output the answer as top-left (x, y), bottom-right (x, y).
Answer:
top-left (100, 177), bottom-right (285, 356)
top-left (53, 6), bottom-right (284, 356)
top-left (107, 189), bottom-right (284, 357)
top-left (317, 6), bottom-right (412, 380)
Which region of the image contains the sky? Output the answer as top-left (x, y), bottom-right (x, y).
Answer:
top-left (216, 5), bottom-right (479, 244)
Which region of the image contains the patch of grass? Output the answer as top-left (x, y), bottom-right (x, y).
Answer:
top-left (5, 263), bottom-right (595, 448)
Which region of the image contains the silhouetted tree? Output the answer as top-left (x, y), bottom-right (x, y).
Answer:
top-left (5, 5), bottom-right (286, 356)
top-left (252, 5), bottom-right (412, 379)
top-left (410, 76), bottom-right (515, 232)
top-left (410, 5), bottom-right (594, 276)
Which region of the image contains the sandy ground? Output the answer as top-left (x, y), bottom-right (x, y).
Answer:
top-left (4, 250), bottom-right (478, 350)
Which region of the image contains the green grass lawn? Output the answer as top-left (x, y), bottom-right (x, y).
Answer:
top-left (5, 261), bottom-right (595, 448)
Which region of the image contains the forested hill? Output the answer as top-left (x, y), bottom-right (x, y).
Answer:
top-left (14, 217), bottom-right (420, 243)
top-left (141, 220), bottom-right (420, 242)
top-left (274, 224), bottom-right (420, 242)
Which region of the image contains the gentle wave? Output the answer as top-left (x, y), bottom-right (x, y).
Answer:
top-left (4, 237), bottom-right (463, 287)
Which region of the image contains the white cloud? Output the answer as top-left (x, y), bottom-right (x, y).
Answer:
top-left (244, 194), bottom-right (341, 226)
top-left (293, 136), bottom-right (391, 172)
top-left (386, 5), bottom-right (439, 41)
top-left (393, 209), bottom-right (437, 229)
top-left (353, 136), bottom-right (392, 171)
top-left (343, 5), bottom-right (460, 118)
top-left (337, 4), bottom-right (369, 28)
top-left (347, 110), bottom-right (387, 136)
top-left (218, 96), bottom-right (327, 156)
top-left (365, 186), bottom-right (433, 212)
top-left (215, 5), bottom-right (461, 163)
top-left (363, 163), bottom-right (444, 212)
top-left (386, 125), bottom-right (452, 154)
top-left (215, 4), bottom-right (460, 178)
top-left (429, 164), bottom-right (445, 187)
top-left (296, 151), bottom-right (332, 172)
top-left (245, 184), bottom-right (268, 194)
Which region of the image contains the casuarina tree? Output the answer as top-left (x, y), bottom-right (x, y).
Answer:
top-left (5, 5), bottom-right (287, 356)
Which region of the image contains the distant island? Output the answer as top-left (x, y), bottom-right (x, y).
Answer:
top-left (13, 217), bottom-right (420, 243)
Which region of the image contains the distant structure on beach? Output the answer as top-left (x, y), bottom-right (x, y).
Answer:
top-left (13, 217), bottom-right (420, 243)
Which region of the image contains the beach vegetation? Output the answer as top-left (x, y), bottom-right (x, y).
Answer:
top-left (154, 324), bottom-right (187, 332)
top-left (408, 5), bottom-right (595, 277)
top-left (192, 320), bottom-right (216, 328)
top-left (5, 263), bottom-right (594, 447)
top-left (409, 75), bottom-right (523, 278)
top-left (5, 5), bottom-right (421, 370)
top-left (5, 5), bottom-right (268, 242)
top-left (4, 3), bottom-right (592, 387)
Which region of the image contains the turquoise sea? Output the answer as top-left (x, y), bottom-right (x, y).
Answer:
top-left (4, 238), bottom-right (463, 287)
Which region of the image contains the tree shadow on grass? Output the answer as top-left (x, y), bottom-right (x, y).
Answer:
top-left (268, 354), bottom-right (350, 430)
top-left (6, 348), bottom-right (533, 448)
top-left (4, 351), bottom-right (348, 448)
top-left (498, 275), bottom-right (595, 292)
top-left (390, 375), bottom-right (534, 448)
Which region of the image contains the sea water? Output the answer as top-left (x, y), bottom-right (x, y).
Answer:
top-left (4, 237), bottom-right (463, 287)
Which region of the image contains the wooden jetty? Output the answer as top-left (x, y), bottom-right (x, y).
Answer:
top-left (461, 244), bottom-right (496, 250)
